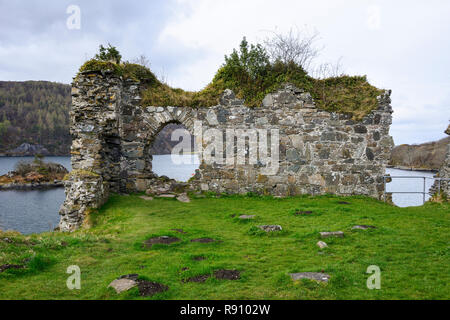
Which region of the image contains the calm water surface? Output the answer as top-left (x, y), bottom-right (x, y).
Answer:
top-left (0, 156), bottom-right (439, 234)
top-left (0, 157), bottom-right (72, 234)
top-left (385, 168), bottom-right (436, 207)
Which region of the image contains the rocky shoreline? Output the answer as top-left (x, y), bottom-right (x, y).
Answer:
top-left (0, 159), bottom-right (68, 191)
top-left (0, 180), bottom-right (64, 191)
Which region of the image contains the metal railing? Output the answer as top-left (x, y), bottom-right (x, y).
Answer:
top-left (383, 176), bottom-right (450, 205)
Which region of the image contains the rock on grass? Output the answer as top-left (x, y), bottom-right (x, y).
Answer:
top-left (258, 225), bottom-right (282, 232)
top-left (289, 272), bottom-right (330, 283)
top-left (317, 241), bottom-right (328, 249)
top-left (320, 231), bottom-right (344, 238)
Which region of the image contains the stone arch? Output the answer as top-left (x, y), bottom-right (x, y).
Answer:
top-left (143, 119), bottom-right (196, 179)
top-left (120, 106), bottom-right (198, 192)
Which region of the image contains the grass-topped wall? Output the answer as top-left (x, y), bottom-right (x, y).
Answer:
top-left (78, 40), bottom-right (383, 121)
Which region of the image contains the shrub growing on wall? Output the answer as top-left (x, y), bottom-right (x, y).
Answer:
top-left (78, 39), bottom-right (383, 120)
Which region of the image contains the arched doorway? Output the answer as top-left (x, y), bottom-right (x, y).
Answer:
top-left (148, 122), bottom-right (199, 182)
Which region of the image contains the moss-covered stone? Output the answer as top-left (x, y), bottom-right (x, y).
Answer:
top-left (64, 169), bottom-right (100, 181)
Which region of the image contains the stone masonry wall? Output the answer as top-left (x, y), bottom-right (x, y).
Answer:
top-left (430, 125), bottom-right (450, 196)
top-left (59, 71), bottom-right (394, 231)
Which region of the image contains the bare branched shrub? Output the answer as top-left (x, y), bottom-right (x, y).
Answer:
top-left (311, 58), bottom-right (345, 79)
top-left (132, 54), bottom-right (151, 69)
top-left (14, 160), bottom-right (34, 176)
top-left (264, 28), bottom-right (321, 71)
top-left (158, 67), bottom-right (169, 85)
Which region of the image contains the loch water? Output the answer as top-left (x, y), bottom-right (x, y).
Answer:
top-left (0, 156), bottom-right (438, 234)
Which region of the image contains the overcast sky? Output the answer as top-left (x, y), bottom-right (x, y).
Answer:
top-left (0, 0), bottom-right (449, 145)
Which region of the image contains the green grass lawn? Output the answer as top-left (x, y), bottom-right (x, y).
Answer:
top-left (0, 194), bottom-right (449, 300)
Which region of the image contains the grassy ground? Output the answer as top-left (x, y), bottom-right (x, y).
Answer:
top-left (0, 194), bottom-right (449, 300)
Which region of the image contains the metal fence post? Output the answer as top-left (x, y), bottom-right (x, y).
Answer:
top-left (423, 177), bottom-right (426, 205)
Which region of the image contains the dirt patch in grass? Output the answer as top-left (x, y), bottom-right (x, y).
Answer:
top-left (214, 269), bottom-right (241, 280)
top-left (0, 264), bottom-right (25, 273)
top-left (137, 280), bottom-right (169, 297)
top-left (183, 274), bottom-right (211, 283)
top-left (143, 236), bottom-right (181, 248)
top-left (193, 256), bottom-right (206, 261)
top-left (338, 201), bottom-right (351, 205)
top-left (191, 238), bottom-right (216, 243)
top-left (294, 210), bottom-right (314, 216)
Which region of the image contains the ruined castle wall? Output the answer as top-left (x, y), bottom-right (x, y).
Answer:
top-left (59, 71), bottom-right (394, 231)
top-left (431, 125), bottom-right (450, 196)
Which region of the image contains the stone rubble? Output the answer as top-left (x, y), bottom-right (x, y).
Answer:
top-left (352, 225), bottom-right (376, 230)
top-left (430, 125), bottom-right (450, 197)
top-left (317, 241), bottom-right (328, 249)
top-left (176, 193), bottom-right (191, 203)
top-left (259, 225), bottom-right (283, 232)
top-left (239, 215), bottom-right (256, 220)
top-left (320, 231), bottom-right (344, 238)
top-left (289, 272), bottom-right (331, 283)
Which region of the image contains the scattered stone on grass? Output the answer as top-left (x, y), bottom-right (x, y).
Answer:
top-left (338, 201), bottom-right (351, 205)
top-left (137, 280), bottom-right (169, 297)
top-left (171, 229), bottom-right (187, 234)
top-left (289, 272), bottom-right (330, 283)
top-left (214, 269), bottom-right (241, 280)
top-left (108, 278), bottom-right (137, 294)
top-left (182, 274), bottom-right (211, 283)
top-left (317, 241), bottom-right (328, 249)
top-left (295, 211), bottom-right (314, 216)
top-left (239, 215), bottom-right (256, 220)
top-left (1, 238), bottom-right (13, 243)
top-left (139, 196), bottom-right (154, 201)
top-left (143, 236), bottom-right (181, 248)
top-left (320, 231), bottom-right (344, 238)
top-left (258, 225), bottom-right (283, 232)
top-left (0, 264), bottom-right (25, 273)
top-left (158, 194), bottom-right (176, 198)
top-left (352, 225), bottom-right (376, 230)
top-left (191, 238), bottom-right (216, 243)
top-left (177, 193), bottom-right (191, 203)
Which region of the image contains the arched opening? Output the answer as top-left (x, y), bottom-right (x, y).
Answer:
top-left (149, 122), bottom-right (199, 182)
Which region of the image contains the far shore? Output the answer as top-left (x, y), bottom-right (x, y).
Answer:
top-left (386, 165), bottom-right (438, 173)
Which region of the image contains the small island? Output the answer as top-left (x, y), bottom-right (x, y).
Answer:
top-left (0, 155), bottom-right (68, 190)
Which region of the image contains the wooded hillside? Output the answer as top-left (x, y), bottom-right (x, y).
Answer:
top-left (390, 137), bottom-right (449, 170)
top-left (0, 81), bottom-right (71, 155)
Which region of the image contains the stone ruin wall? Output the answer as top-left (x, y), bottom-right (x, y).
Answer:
top-left (430, 125), bottom-right (450, 196)
top-left (59, 70), bottom-right (394, 231)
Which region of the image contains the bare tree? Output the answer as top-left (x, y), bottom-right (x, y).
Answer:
top-left (264, 27), bottom-right (321, 71)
